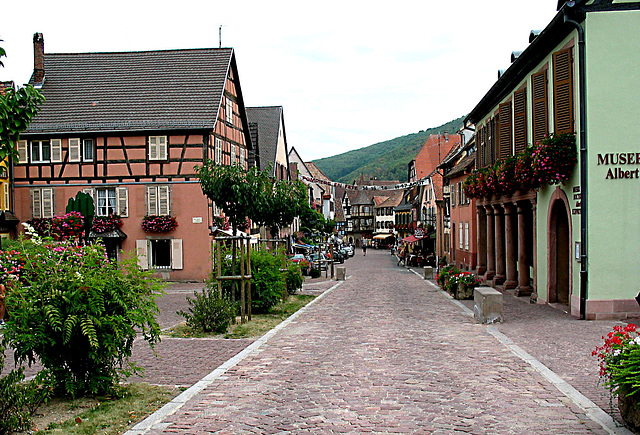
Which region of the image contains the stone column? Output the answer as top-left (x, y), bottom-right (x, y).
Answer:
top-left (484, 205), bottom-right (495, 281)
top-left (493, 204), bottom-right (505, 286)
top-left (516, 201), bottom-right (533, 296)
top-left (531, 200), bottom-right (538, 300)
top-left (503, 203), bottom-right (518, 289)
top-left (476, 206), bottom-right (487, 276)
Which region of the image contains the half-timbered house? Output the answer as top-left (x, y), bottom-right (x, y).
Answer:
top-left (15, 33), bottom-right (253, 281)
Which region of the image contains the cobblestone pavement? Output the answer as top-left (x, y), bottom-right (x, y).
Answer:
top-left (128, 248), bottom-right (633, 434)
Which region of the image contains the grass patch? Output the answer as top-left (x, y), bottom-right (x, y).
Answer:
top-left (25, 383), bottom-right (179, 435)
top-left (164, 294), bottom-right (316, 339)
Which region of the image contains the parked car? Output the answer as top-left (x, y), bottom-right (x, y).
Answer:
top-left (289, 254), bottom-right (306, 263)
top-left (308, 252), bottom-right (328, 270)
top-left (333, 250), bottom-right (345, 264)
top-left (343, 246), bottom-right (354, 257)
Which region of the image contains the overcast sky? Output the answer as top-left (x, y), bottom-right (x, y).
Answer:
top-left (1, 0), bottom-right (559, 161)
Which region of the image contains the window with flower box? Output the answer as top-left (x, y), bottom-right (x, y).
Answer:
top-left (83, 187), bottom-right (129, 217)
top-left (553, 47), bottom-right (574, 134)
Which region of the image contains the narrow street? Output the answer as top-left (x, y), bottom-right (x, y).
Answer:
top-left (128, 249), bottom-right (631, 434)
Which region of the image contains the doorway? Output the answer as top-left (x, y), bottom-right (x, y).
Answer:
top-left (549, 199), bottom-right (570, 304)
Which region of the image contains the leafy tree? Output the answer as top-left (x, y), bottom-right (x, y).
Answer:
top-left (261, 179), bottom-right (308, 238)
top-left (0, 40), bottom-right (45, 161)
top-left (195, 162), bottom-right (266, 235)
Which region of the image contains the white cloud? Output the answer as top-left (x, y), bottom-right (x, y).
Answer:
top-left (0, 0), bottom-right (559, 160)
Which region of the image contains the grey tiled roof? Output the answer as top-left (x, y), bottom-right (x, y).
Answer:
top-left (25, 48), bottom-right (234, 134)
top-left (246, 106), bottom-right (283, 175)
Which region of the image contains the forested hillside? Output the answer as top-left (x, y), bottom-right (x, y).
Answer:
top-left (313, 116), bottom-right (465, 183)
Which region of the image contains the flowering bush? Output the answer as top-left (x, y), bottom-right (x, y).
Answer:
top-left (26, 211), bottom-right (85, 241)
top-left (2, 227), bottom-right (162, 397)
top-left (0, 249), bottom-right (25, 283)
top-left (450, 271), bottom-right (482, 288)
top-left (463, 133), bottom-right (577, 199)
top-left (436, 265), bottom-right (459, 289)
top-left (593, 323), bottom-right (640, 397)
top-left (91, 214), bottom-right (123, 234)
top-left (141, 215), bottom-right (178, 233)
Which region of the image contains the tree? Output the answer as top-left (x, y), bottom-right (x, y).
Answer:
top-left (261, 179), bottom-right (308, 238)
top-left (0, 41), bottom-right (45, 161)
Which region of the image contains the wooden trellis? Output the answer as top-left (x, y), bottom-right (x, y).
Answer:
top-left (213, 235), bottom-right (252, 323)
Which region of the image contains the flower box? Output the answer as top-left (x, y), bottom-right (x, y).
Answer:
top-left (141, 215), bottom-right (178, 233)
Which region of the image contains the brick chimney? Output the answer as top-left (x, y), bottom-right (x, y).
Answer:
top-left (32, 33), bottom-right (45, 84)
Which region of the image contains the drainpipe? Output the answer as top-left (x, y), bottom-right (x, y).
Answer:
top-left (564, 5), bottom-right (588, 320)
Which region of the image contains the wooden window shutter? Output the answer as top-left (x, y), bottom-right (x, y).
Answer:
top-left (171, 239), bottom-right (183, 270)
top-left (532, 70), bottom-right (549, 143)
top-left (553, 48), bottom-right (574, 134)
top-left (513, 88), bottom-right (527, 153)
top-left (31, 189), bottom-right (41, 219)
top-left (116, 187), bottom-right (129, 217)
top-left (498, 102), bottom-right (512, 159)
top-left (68, 138), bottom-right (81, 162)
top-left (41, 188), bottom-right (54, 218)
top-left (158, 136), bottom-right (168, 160)
top-left (17, 140), bottom-right (28, 163)
top-left (158, 185), bottom-right (170, 216)
top-left (147, 186), bottom-right (158, 215)
top-left (50, 139), bottom-right (62, 162)
top-left (136, 240), bottom-right (149, 270)
top-left (149, 136), bottom-right (157, 160)
top-left (3, 182), bottom-right (9, 211)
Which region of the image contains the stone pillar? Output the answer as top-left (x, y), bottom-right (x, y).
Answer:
top-left (493, 204), bottom-right (505, 286)
top-left (531, 200), bottom-right (538, 301)
top-left (516, 201), bottom-right (533, 296)
top-left (484, 205), bottom-right (495, 281)
top-left (503, 203), bottom-right (518, 289)
top-left (476, 206), bottom-right (487, 276)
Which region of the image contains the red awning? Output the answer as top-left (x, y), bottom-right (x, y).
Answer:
top-left (402, 235), bottom-right (420, 243)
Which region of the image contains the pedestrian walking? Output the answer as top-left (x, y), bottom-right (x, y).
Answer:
top-left (363, 245), bottom-right (367, 256)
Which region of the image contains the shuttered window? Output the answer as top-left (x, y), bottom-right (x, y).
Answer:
top-left (498, 102), bottom-right (513, 159)
top-left (149, 136), bottom-right (168, 160)
top-left (532, 70), bottom-right (549, 143)
top-left (31, 188), bottom-right (54, 219)
top-left (513, 88), bottom-right (527, 153)
top-left (553, 48), bottom-right (574, 134)
top-left (146, 185), bottom-right (171, 216)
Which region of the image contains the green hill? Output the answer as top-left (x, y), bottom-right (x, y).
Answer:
top-left (313, 116), bottom-right (466, 183)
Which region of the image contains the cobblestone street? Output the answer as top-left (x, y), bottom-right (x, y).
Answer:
top-left (126, 249), bottom-right (633, 434)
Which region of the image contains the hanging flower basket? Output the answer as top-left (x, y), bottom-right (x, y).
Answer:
top-left (141, 215), bottom-right (178, 233)
top-left (92, 215), bottom-right (123, 234)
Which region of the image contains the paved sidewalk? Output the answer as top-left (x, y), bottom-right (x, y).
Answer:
top-left (128, 249), bottom-right (633, 434)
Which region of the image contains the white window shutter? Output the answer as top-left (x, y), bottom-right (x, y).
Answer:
top-left (50, 139), bottom-right (62, 162)
top-left (158, 185), bottom-right (170, 215)
top-left (42, 188), bottom-right (54, 218)
top-left (146, 186), bottom-right (158, 215)
top-left (3, 183), bottom-right (9, 211)
top-left (158, 136), bottom-right (167, 160)
top-left (31, 189), bottom-right (41, 219)
top-left (82, 188), bottom-right (95, 201)
top-left (68, 138), bottom-right (81, 162)
top-left (149, 136), bottom-right (158, 160)
top-left (136, 240), bottom-right (149, 270)
top-left (171, 239), bottom-right (183, 270)
top-left (17, 140), bottom-right (28, 164)
top-left (116, 187), bottom-right (129, 217)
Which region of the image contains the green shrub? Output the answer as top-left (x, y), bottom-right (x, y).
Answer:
top-left (309, 268), bottom-right (322, 279)
top-left (285, 262), bottom-right (304, 295)
top-left (3, 233), bottom-right (162, 398)
top-left (250, 248), bottom-right (285, 313)
top-left (0, 345), bottom-right (52, 434)
top-left (177, 286), bottom-right (236, 333)
top-left (436, 265), bottom-right (460, 291)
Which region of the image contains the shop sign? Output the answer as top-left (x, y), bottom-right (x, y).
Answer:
top-left (597, 153), bottom-right (640, 179)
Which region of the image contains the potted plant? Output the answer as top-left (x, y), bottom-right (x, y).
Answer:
top-left (593, 323), bottom-right (640, 430)
top-left (449, 271), bottom-right (481, 300)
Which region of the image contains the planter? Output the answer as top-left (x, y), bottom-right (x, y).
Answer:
top-left (619, 390), bottom-right (640, 431)
top-left (455, 283), bottom-right (474, 300)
